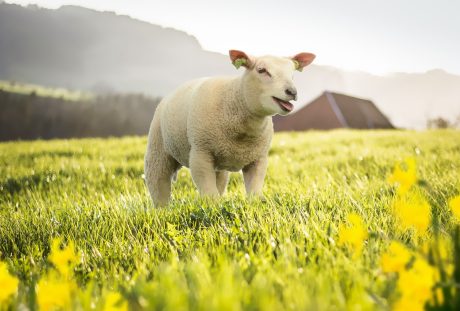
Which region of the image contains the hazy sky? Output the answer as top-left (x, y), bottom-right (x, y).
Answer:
top-left (6, 0), bottom-right (460, 75)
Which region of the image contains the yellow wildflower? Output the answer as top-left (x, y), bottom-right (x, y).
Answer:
top-left (436, 237), bottom-right (451, 263)
top-left (420, 240), bottom-right (431, 256)
top-left (388, 157), bottom-right (417, 195)
top-left (392, 192), bottom-right (431, 234)
top-left (338, 213), bottom-right (368, 256)
top-left (104, 291), bottom-right (128, 311)
top-left (449, 195), bottom-right (460, 222)
top-left (431, 287), bottom-right (444, 306)
top-left (445, 263), bottom-right (455, 277)
top-left (380, 241), bottom-right (412, 273)
top-left (392, 296), bottom-right (424, 311)
top-left (0, 262), bottom-right (19, 304)
top-left (49, 238), bottom-right (79, 278)
top-left (395, 257), bottom-right (438, 310)
top-left (36, 272), bottom-right (76, 310)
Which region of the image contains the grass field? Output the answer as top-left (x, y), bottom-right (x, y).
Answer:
top-left (1, 130), bottom-right (460, 310)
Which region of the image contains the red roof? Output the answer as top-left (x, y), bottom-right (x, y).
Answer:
top-left (273, 91), bottom-right (394, 131)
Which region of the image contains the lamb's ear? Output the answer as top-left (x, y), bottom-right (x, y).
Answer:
top-left (291, 53), bottom-right (316, 72)
top-left (229, 50), bottom-right (253, 70)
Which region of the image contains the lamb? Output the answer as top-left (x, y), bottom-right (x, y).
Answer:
top-left (144, 50), bottom-right (315, 206)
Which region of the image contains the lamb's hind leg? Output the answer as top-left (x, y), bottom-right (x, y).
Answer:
top-left (144, 117), bottom-right (180, 206)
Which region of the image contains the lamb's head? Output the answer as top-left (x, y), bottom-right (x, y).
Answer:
top-left (230, 50), bottom-right (315, 116)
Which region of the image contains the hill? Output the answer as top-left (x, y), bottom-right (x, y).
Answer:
top-left (1, 3), bottom-right (460, 128)
top-left (0, 3), bottom-right (231, 95)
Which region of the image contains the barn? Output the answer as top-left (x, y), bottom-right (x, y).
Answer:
top-left (273, 91), bottom-right (394, 131)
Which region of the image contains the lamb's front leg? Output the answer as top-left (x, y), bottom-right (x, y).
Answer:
top-left (216, 170), bottom-right (229, 195)
top-left (242, 156), bottom-right (268, 199)
top-left (189, 148), bottom-right (219, 197)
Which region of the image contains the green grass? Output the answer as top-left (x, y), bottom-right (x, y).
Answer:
top-left (1, 130), bottom-right (459, 310)
top-left (0, 80), bottom-right (93, 101)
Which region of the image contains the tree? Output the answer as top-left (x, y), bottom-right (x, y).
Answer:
top-left (427, 117), bottom-right (451, 129)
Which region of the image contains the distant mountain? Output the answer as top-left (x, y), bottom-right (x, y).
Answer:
top-left (1, 3), bottom-right (459, 128)
top-left (0, 3), bottom-right (232, 94)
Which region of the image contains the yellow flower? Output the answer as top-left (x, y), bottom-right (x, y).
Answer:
top-left (49, 238), bottom-right (79, 278)
top-left (392, 192), bottom-right (431, 234)
top-left (449, 195), bottom-right (460, 222)
top-left (392, 296), bottom-right (425, 311)
top-left (388, 157), bottom-right (417, 195)
top-left (104, 291), bottom-right (128, 311)
top-left (445, 263), bottom-right (455, 277)
top-left (395, 257), bottom-right (438, 310)
top-left (431, 287), bottom-right (444, 306)
top-left (380, 241), bottom-right (412, 273)
top-left (436, 237), bottom-right (451, 263)
top-left (0, 262), bottom-right (19, 304)
top-left (338, 213), bottom-right (368, 256)
top-left (36, 272), bottom-right (76, 310)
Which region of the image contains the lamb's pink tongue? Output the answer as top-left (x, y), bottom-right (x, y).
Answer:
top-left (281, 101), bottom-right (293, 111)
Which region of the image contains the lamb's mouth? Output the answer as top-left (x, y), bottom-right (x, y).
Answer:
top-left (272, 97), bottom-right (294, 112)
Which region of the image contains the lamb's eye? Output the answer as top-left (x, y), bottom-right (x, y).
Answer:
top-left (257, 68), bottom-right (267, 74)
top-left (257, 68), bottom-right (271, 77)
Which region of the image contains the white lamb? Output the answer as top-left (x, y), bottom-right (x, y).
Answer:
top-left (144, 50), bottom-right (315, 206)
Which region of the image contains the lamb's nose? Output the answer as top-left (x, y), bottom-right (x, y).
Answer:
top-left (285, 87), bottom-right (297, 100)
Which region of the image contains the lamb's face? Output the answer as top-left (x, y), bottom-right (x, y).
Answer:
top-left (249, 56), bottom-right (298, 116)
top-left (229, 50), bottom-right (315, 117)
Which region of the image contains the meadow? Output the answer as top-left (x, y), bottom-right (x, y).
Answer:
top-left (1, 130), bottom-right (460, 310)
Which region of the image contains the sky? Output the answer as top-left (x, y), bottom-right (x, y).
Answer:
top-left (5, 0), bottom-right (460, 75)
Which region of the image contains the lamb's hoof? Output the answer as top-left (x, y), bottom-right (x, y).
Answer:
top-left (153, 200), bottom-right (169, 208)
top-left (248, 194), bottom-right (267, 203)
top-left (201, 192), bottom-right (220, 203)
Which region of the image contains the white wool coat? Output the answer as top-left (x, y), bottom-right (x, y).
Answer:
top-left (157, 76), bottom-right (273, 172)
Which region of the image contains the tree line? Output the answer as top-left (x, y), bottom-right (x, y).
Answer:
top-left (0, 91), bottom-right (161, 141)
